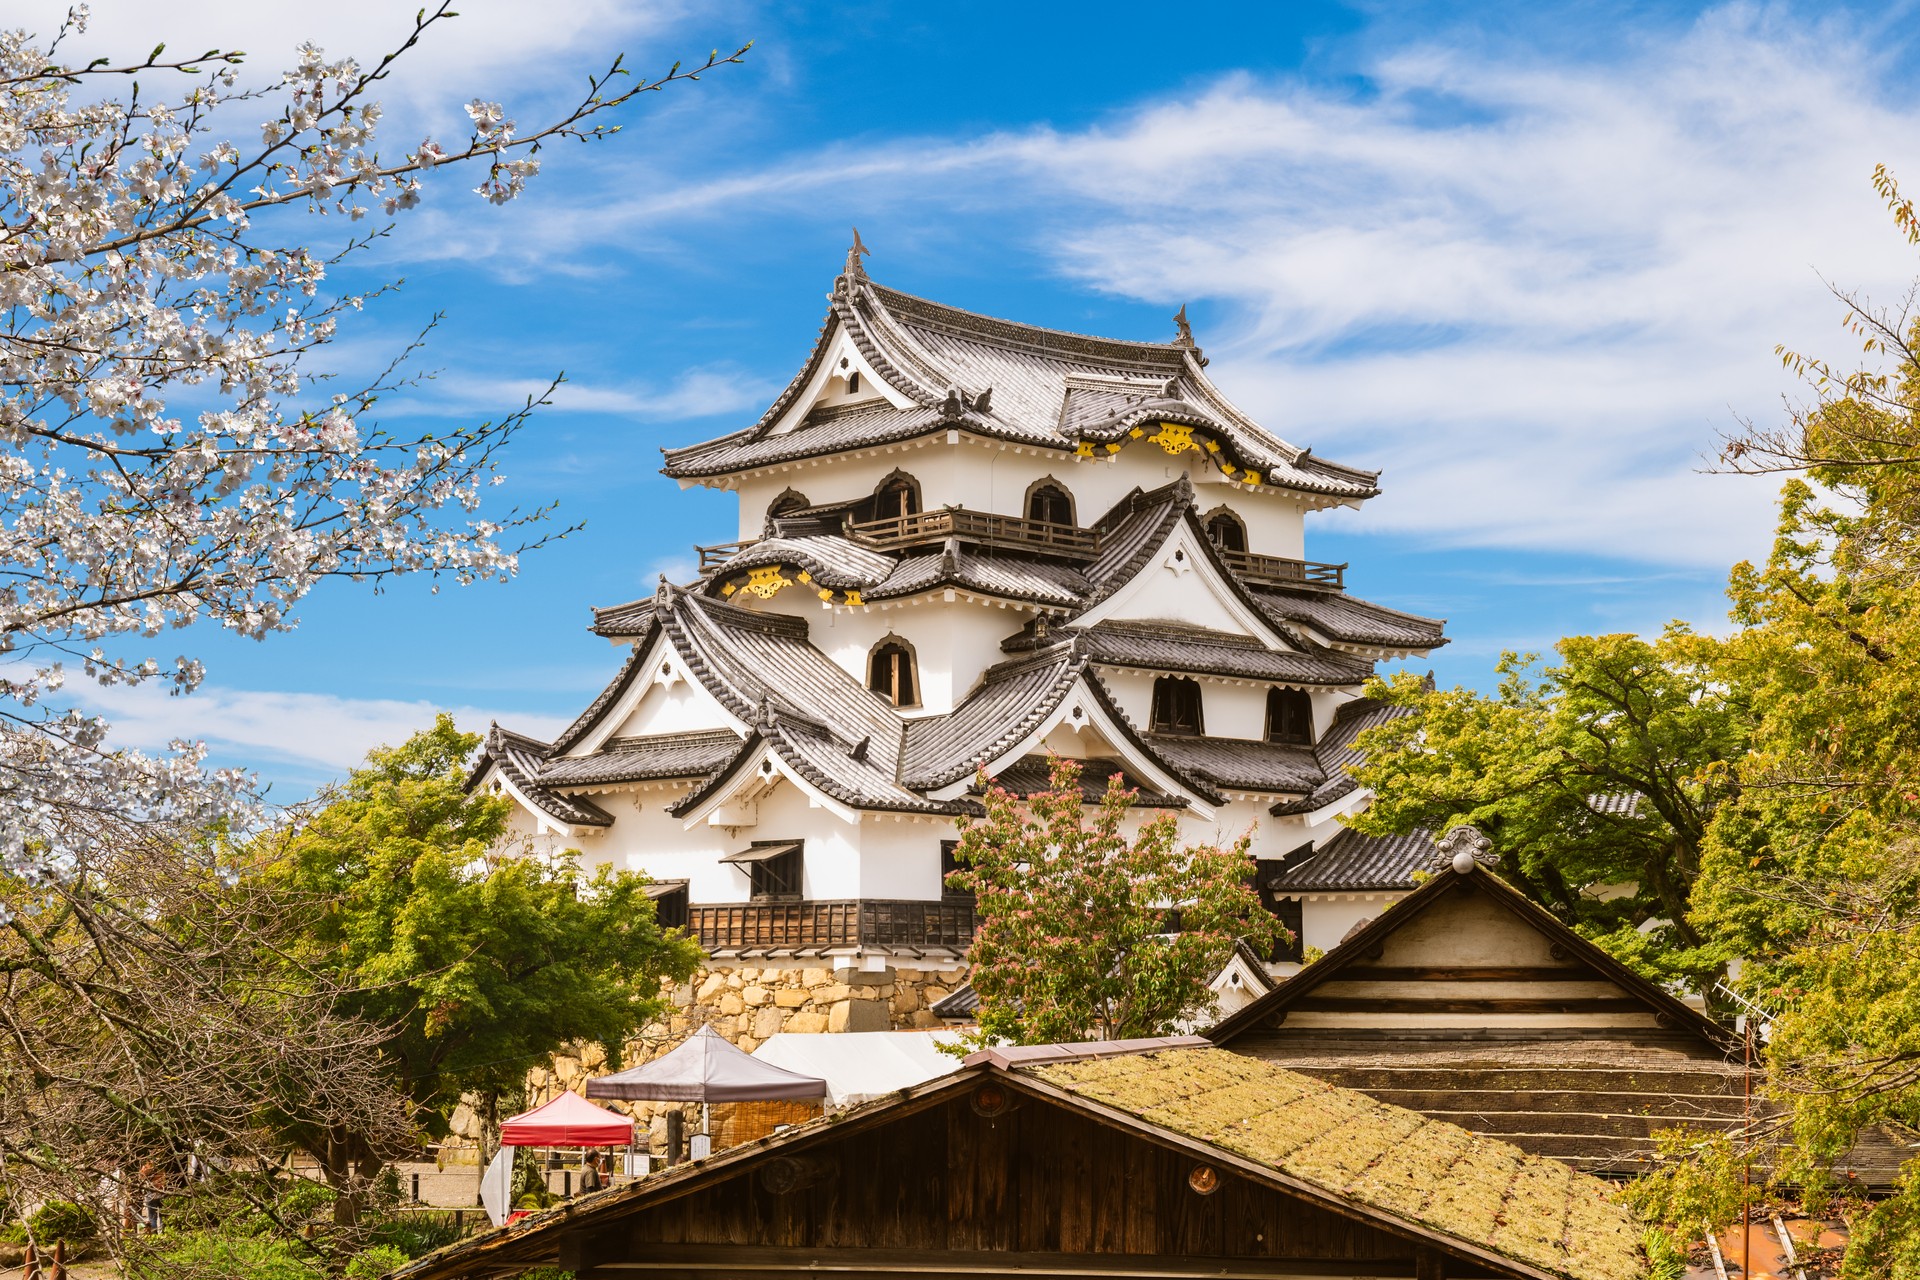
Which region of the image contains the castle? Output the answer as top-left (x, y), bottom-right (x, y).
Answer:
top-left (469, 241), bottom-right (1447, 1038)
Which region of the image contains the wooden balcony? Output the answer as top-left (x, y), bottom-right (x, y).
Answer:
top-left (845, 508), bottom-right (1100, 558)
top-left (1215, 546), bottom-right (1344, 590)
top-left (688, 898), bottom-right (978, 955)
top-left (696, 540), bottom-right (754, 573)
top-left (696, 508), bottom-right (1344, 592)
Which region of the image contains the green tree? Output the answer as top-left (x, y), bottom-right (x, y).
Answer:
top-left (948, 756), bottom-right (1286, 1044)
top-left (262, 715), bottom-right (702, 1221)
top-left (1687, 171), bottom-right (1920, 1271)
top-left (1346, 630), bottom-right (1745, 989)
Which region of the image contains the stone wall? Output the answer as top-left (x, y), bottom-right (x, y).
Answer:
top-left (441, 961), bottom-right (966, 1159)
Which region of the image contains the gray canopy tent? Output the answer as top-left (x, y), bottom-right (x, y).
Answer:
top-left (587, 1025), bottom-right (830, 1102)
top-left (588, 1026), bottom-right (829, 1166)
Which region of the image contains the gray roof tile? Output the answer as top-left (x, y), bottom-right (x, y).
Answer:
top-left (1142, 735), bottom-right (1322, 794)
top-left (536, 730), bottom-right (742, 787)
top-left (900, 647), bottom-right (1084, 790)
top-left (1252, 586), bottom-right (1446, 651)
top-left (1267, 826), bottom-right (1436, 892)
top-left (1270, 697), bottom-right (1413, 816)
top-left (1063, 619), bottom-right (1371, 686)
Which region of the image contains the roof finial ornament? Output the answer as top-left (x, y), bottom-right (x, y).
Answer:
top-left (1432, 825), bottom-right (1495, 876)
top-left (1172, 304), bottom-right (1195, 348)
top-left (845, 226), bottom-right (871, 281)
top-left (757, 692), bottom-right (778, 730)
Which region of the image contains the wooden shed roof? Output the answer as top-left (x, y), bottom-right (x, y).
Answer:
top-left (390, 1045), bottom-right (1643, 1280)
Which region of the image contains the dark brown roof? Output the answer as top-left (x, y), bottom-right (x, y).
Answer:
top-left (1265, 826), bottom-right (1436, 892)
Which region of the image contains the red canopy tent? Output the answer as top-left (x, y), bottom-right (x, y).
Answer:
top-left (499, 1091), bottom-right (633, 1147)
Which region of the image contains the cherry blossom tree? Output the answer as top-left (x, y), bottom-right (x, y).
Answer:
top-left (0, 5), bottom-right (747, 911)
top-left (948, 756), bottom-right (1287, 1044)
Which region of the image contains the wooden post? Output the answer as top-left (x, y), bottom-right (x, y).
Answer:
top-left (665, 1111), bottom-right (685, 1168)
top-left (50, 1239), bottom-right (67, 1280)
top-left (22, 1240), bottom-right (36, 1280)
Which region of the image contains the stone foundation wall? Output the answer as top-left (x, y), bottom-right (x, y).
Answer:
top-left (441, 961), bottom-right (967, 1158)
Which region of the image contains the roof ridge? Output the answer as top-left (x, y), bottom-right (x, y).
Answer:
top-left (866, 280), bottom-right (1187, 366)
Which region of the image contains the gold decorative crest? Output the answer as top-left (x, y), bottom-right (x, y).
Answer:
top-left (1148, 422), bottom-right (1197, 455)
top-left (741, 566), bottom-right (790, 599)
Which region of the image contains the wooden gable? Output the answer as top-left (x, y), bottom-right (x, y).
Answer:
top-left (1210, 860), bottom-right (1731, 1057)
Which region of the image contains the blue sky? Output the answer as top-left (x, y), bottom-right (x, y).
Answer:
top-left (23, 0), bottom-right (1920, 795)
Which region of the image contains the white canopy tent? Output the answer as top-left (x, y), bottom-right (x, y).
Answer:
top-left (751, 1030), bottom-right (967, 1107)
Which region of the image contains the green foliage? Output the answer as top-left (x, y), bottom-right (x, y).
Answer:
top-left (949, 756), bottom-right (1286, 1043)
top-left (26, 1199), bottom-right (94, 1245)
top-left (1348, 633), bottom-right (1743, 990)
top-left (1619, 1128), bottom-right (1752, 1234)
top-left (344, 1245), bottom-right (411, 1278)
top-left (1641, 1228), bottom-right (1688, 1280)
top-left (1843, 1165), bottom-right (1920, 1280)
top-left (260, 714), bottom-right (703, 1190)
top-left (132, 1232), bottom-right (322, 1280)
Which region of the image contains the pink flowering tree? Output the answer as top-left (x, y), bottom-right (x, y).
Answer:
top-left (0, 6), bottom-right (746, 907)
top-left (948, 756), bottom-right (1288, 1044)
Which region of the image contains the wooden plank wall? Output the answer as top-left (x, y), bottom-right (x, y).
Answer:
top-left (611, 1092), bottom-right (1433, 1266)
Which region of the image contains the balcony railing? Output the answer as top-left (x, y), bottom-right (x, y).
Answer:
top-left (1215, 547), bottom-right (1344, 590)
top-left (693, 507), bottom-right (1346, 592)
top-left (845, 508), bottom-right (1100, 557)
top-left (696, 539), bottom-right (754, 573)
top-left (687, 898), bottom-right (978, 954)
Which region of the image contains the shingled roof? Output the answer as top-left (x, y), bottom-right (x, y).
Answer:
top-left (660, 269), bottom-right (1379, 502)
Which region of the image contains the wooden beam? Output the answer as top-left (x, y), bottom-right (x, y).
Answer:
top-left (1289, 997), bottom-right (1648, 1015)
top-left (1337, 967), bottom-right (1591, 983)
top-left (582, 1246), bottom-right (1504, 1280)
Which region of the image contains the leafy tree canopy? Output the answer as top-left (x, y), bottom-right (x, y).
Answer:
top-left (949, 756), bottom-right (1286, 1044)
top-left (260, 715), bottom-right (702, 1205)
top-left (1347, 630), bottom-right (1744, 989)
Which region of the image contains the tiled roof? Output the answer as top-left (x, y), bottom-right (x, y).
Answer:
top-left (929, 981), bottom-right (979, 1019)
top-left (1266, 826), bottom-right (1436, 892)
top-left (661, 272), bottom-right (1376, 500)
top-left (900, 646), bottom-right (1085, 789)
top-left (535, 730), bottom-right (741, 787)
top-left (1270, 697), bottom-right (1414, 816)
top-left (1253, 585), bottom-right (1447, 652)
top-left (1062, 619), bottom-right (1371, 686)
top-left (1143, 734), bottom-right (1323, 794)
top-left (1028, 1049), bottom-right (1644, 1280)
top-left (482, 725), bottom-right (616, 829)
top-left (990, 754), bottom-right (1190, 808)
top-left (869, 549), bottom-right (1091, 607)
top-left (712, 534), bottom-right (896, 589)
top-left (589, 597), bottom-right (656, 639)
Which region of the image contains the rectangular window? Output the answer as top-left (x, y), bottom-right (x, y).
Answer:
top-left (940, 840), bottom-right (974, 902)
top-left (720, 841), bottom-right (805, 901)
top-left (643, 880), bottom-right (690, 930)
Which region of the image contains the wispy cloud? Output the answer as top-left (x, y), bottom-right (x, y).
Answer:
top-left (389, 365), bottom-right (778, 422)
top-left (413, 4), bottom-right (1919, 570)
top-left (75, 682), bottom-right (569, 784)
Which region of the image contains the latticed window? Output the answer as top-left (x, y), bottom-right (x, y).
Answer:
top-left (1150, 676), bottom-right (1205, 736)
top-left (1026, 482), bottom-right (1074, 526)
top-left (1205, 511), bottom-right (1248, 553)
top-left (869, 639), bottom-right (919, 707)
top-left (1266, 687), bottom-right (1314, 745)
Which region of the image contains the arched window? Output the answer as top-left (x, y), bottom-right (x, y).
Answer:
top-left (1266, 687), bottom-right (1314, 746)
top-left (846, 371), bottom-right (862, 395)
top-left (1205, 509), bottom-right (1248, 553)
top-left (868, 636), bottom-right (919, 707)
top-left (869, 471), bottom-right (921, 522)
top-left (1149, 676), bottom-right (1205, 736)
top-left (767, 489), bottom-right (810, 519)
top-left (1025, 478), bottom-right (1075, 527)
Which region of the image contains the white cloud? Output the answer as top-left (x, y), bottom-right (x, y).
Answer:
top-left (75, 682), bottom-right (568, 782)
top-left (391, 365), bottom-right (778, 422)
top-left (443, 4), bottom-right (1919, 568)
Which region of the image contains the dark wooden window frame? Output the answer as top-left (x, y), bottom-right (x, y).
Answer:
top-left (1203, 506), bottom-right (1249, 553)
top-left (1149, 676), bottom-right (1205, 736)
top-left (869, 635), bottom-right (920, 708)
top-left (939, 839), bottom-right (974, 902)
top-left (1023, 476), bottom-right (1076, 527)
top-left (869, 469), bottom-right (922, 521)
top-left (1265, 687), bottom-right (1315, 746)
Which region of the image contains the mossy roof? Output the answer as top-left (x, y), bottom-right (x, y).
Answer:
top-left (1023, 1048), bottom-right (1643, 1280)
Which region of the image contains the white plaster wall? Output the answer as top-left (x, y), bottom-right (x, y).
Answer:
top-left (602, 663), bottom-right (740, 740)
top-left (1294, 893), bottom-right (1405, 955)
top-left (785, 597), bottom-right (1019, 715)
top-left (1097, 669), bottom-right (1270, 743)
top-left (856, 817), bottom-right (953, 899)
